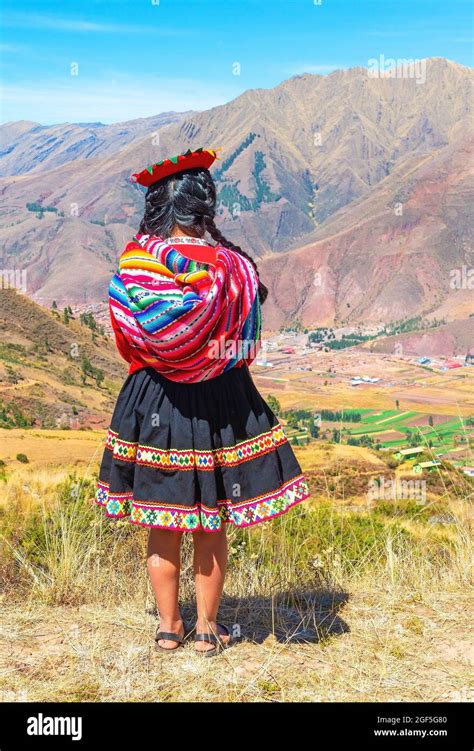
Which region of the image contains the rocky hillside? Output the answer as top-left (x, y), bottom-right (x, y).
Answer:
top-left (359, 318), bottom-right (474, 358)
top-left (0, 289), bottom-right (126, 429)
top-left (259, 133), bottom-right (474, 329)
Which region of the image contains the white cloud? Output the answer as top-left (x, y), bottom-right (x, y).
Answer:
top-left (2, 12), bottom-right (187, 35)
top-left (0, 76), bottom-right (241, 124)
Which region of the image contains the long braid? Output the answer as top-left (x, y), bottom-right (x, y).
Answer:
top-left (138, 166), bottom-right (268, 305)
top-left (205, 218), bottom-right (268, 305)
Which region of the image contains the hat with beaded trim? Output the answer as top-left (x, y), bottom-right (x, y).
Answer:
top-left (130, 147), bottom-right (221, 188)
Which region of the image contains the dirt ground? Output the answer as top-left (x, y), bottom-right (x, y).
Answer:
top-left (1, 587), bottom-right (472, 703)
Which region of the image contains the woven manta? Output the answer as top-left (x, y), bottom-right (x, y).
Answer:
top-left (109, 234), bottom-right (262, 383)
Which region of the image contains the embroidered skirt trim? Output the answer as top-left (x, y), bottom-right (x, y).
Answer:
top-left (95, 473), bottom-right (309, 532)
top-left (105, 423), bottom-right (288, 470)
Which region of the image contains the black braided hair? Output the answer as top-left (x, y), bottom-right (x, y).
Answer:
top-left (138, 167), bottom-right (268, 305)
top-left (204, 217), bottom-right (268, 304)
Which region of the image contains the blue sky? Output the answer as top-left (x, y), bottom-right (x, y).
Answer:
top-left (1, 0), bottom-right (472, 124)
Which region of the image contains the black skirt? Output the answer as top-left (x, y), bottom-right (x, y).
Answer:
top-left (95, 364), bottom-right (309, 533)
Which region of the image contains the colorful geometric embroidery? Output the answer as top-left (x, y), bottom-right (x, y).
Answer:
top-left (105, 424), bottom-right (288, 470)
top-left (95, 474), bottom-right (310, 532)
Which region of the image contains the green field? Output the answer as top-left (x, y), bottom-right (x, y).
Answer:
top-left (349, 411), bottom-right (419, 434)
top-left (322, 409), bottom-right (472, 453)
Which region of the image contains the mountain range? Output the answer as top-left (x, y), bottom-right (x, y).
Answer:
top-left (0, 57), bottom-right (472, 336)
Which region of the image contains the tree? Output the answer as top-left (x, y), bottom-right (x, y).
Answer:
top-left (80, 312), bottom-right (98, 331)
top-left (81, 355), bottom-right (92, 384)
top-left (404, 429), bottom-right (418, 447)
top-left (81, 355), bottom-right (104, 387)
top-left (428, 415), bottom-right (434, 427)
top-left (95, 369), bottom-right (104, 387)
top-left (267, 394), bottom-right (281, 415)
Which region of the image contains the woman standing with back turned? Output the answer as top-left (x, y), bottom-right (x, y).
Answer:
top-left (95, 147), bottom-right (310, 656)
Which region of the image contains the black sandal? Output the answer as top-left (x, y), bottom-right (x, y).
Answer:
top-left (194, 623), bottom-right (233, 658)
top-left (154, 615), bottom-right (195, 653)
top-left (154, 629), bottom-right (185, 653)
top-left (154, 618), bottom-right (192, 653)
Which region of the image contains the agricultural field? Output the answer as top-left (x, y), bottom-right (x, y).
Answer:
top-left (269, 402), bottom-right (472, 466)
top-left (253, 350), bottom-right (474, 418)
top-left (253, 351), bottom-right (474, 465)
top-left (328, 409), bottom-right (472, 455)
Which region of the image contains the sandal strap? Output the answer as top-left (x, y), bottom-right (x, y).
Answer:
top-left (194, 632), bottom-right (219, 644)
top-left (194, 624), bottom-right (230, 645)
top-left (155, 631), bottom-right (183, 643)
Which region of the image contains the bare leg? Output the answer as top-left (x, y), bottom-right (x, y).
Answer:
top-left (147, 528), bottom-right (184, 650)
top-left (192, 525), bottom-right (230, 652)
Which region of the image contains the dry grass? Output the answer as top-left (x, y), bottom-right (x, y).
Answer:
top-left (1, 586), bottom-right (472, 703)
top-left (0, 442), bottom-right (472, 703)
top-left (0, 429), bottom-right (104, 471)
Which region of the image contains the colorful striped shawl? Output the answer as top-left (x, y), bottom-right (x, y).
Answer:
top-left (109, 234), bottom-right (262, 383)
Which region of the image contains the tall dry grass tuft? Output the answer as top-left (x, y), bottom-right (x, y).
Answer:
top-left (0, 463), bottom-right (471, 611)
top-left (0, 472), bottom-right (146, 606)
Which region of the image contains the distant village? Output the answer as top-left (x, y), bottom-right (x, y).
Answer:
top-left (255, 329), bottom-right (473, 380)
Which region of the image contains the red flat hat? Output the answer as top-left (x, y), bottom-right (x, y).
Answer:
top-left (130, 147), bottom-right (221, 188)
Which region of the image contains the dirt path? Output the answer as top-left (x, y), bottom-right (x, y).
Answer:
top-left (375, 411), bottom-right (412, 424)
